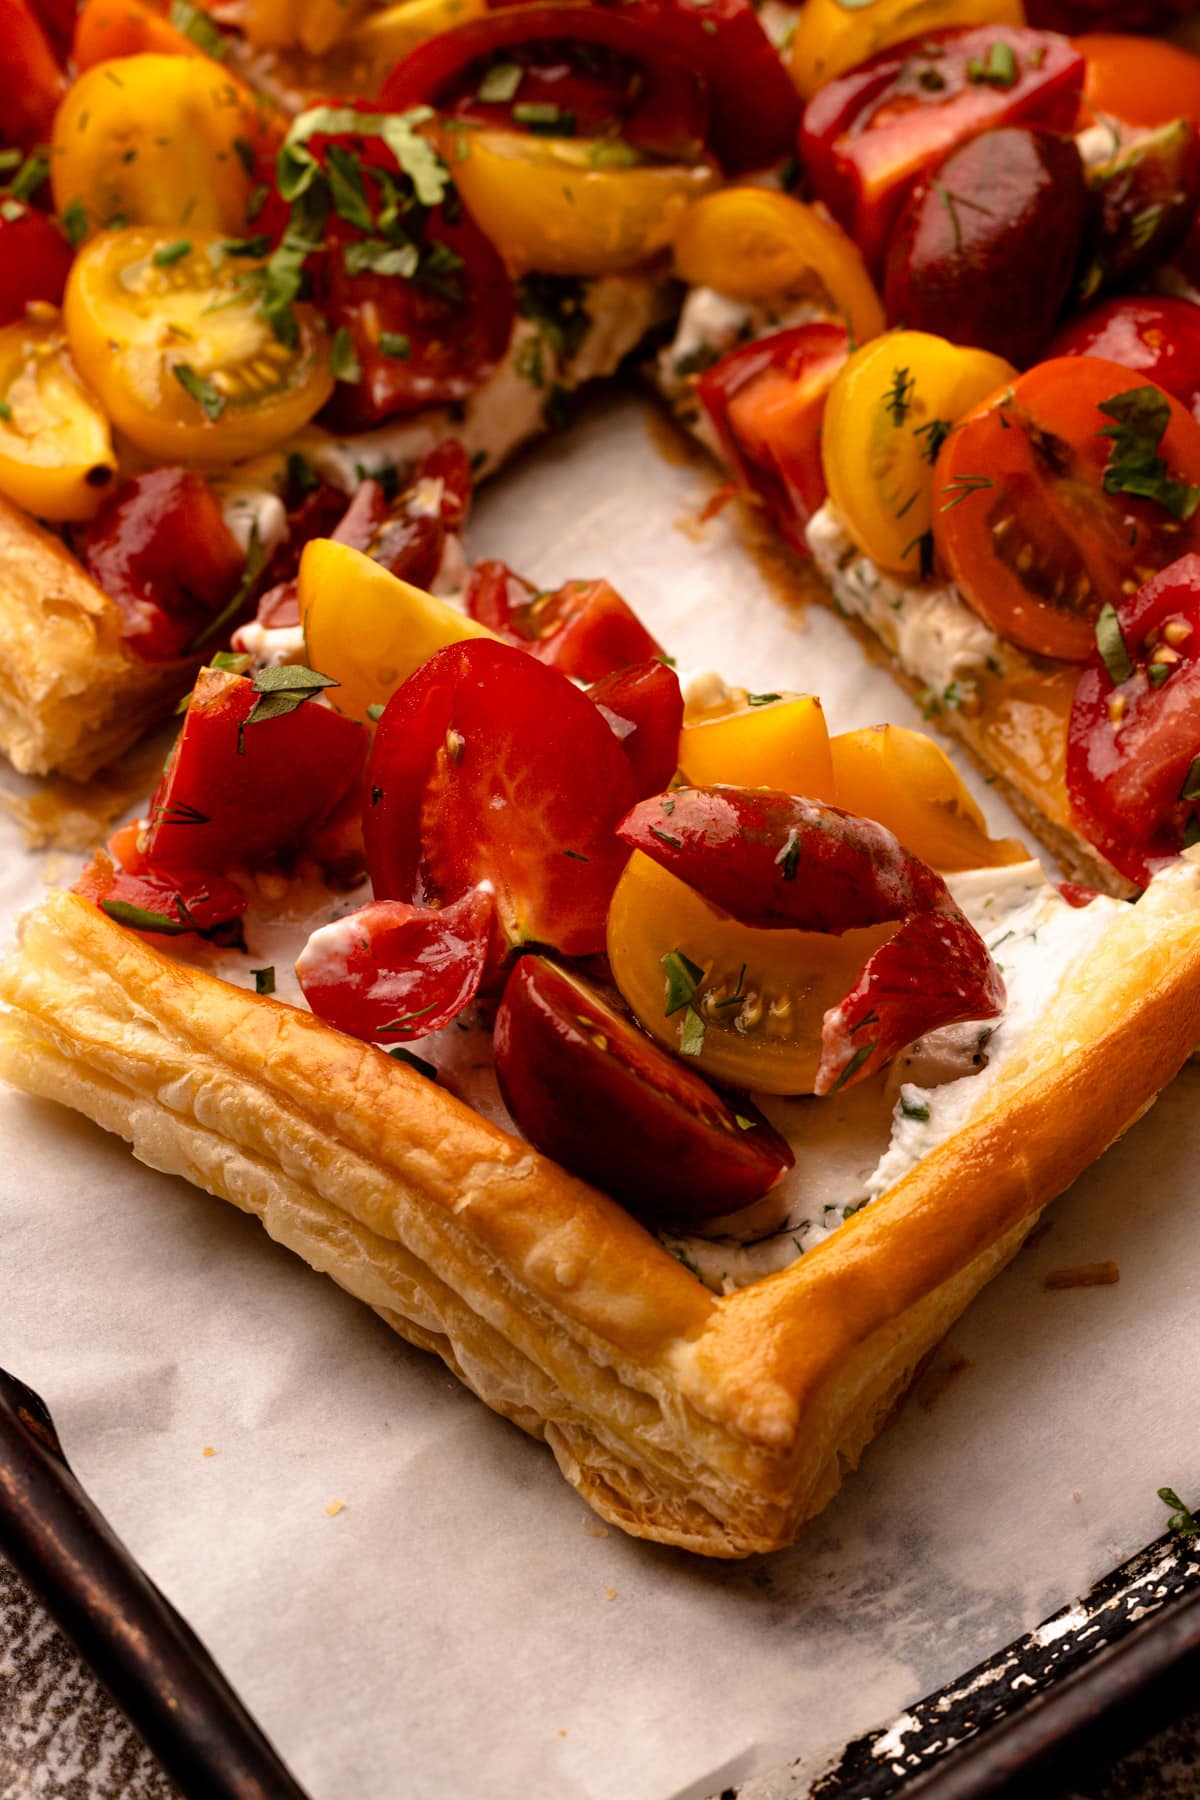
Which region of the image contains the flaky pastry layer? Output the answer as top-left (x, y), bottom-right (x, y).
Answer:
top-left (3, 870), bottom-right (1200, 1555)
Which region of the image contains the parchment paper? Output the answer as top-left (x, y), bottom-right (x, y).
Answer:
top-left (3, 386), bottom-right (1198, 1800)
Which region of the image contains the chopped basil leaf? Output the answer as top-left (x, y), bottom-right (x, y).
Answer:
top-left (365, 702), bottom-right (386, 722)
top-left (477, 61), bottom-right (523, 104)
top-left (7, 152), bottom-right (50, 203)
top-left (62, 198), bottom-right (88, 246)
top-left (326, 143), bottom-right (374, 232)
top-left (286, 450), bottom-right (319, 497)
top-left (1158, 1485), bottom-right (1198, 1534)
top-left (747, 692), bottom-right (781, 707)
top-left (587, 137), bottom-right (639, 169)
top-left (100, 897), bottom-right (189, 935)
top-left (379, 330), bottom-right (411, 360)
top-left (512, 101), bottom-right (575, 136)
top-left (662, 948), bottom-right (704, 1016)
top-left (0, 402), bottom-right (11, 424)
top-left (343, 236), bottom-right (419, 279)
top-left (153, 238), bottom-right (192, 266)
top-left (678, 1007), bottom-right (706, 1057)
top-left (168, 0), bottom-right (226, 59)
top-left (1180, 756), bottom-right (1200, 803)
top-left (733, 1114), bottom-right (756, 1131)
top-left (172, 362), bottom-right (225, 419)
top-left (900, 1094), bottom-right (931, 1122)
top-left (967, 41), bottom-right (1017, 87)
top-left (1098, 386), bottom-right (1200, 521)
top-left (329, 326), bottom-right (363, 384)
top-left (210, 650), bottom-right (252, 675)
top-left (389, 1046), bottom-right (439, 1080)
top-left (252, 966), bottom-right (276, 995)
top-left (282, 106), bottom-right (448, 209)
top-left (1094, 602), bottom-right (1134, 685)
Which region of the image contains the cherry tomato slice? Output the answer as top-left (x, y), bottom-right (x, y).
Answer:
top-left (619, 786), bottom-right (954, 933)
top-left (465, 562), bottom-right (662, 681)
top-left (1075, 32), bottom-right (1200, 132)
top-left (493, 955), bottom-right (794, 1227)
top-left (84, 470), bottom-right (246, 663)
top-left (296, 887), bottom-right (495, 1042)
top-left (144, 667), bottom-right (368, 871)
top-left (800, 26), bottom-right (1085, 271)
top-left (0, 0), bottom-right (65, 153)
top-left (934, 357), bottom-right (1200, 662)
top-left (0, 207), bottom-right (73, 328)
top-left (1050, 298), bottom-right (1200, 425)
top-left (393, 0), bottom-right (799, 173)
top-left (1067, 552), bottom-right (1200, 885)
top-left (364, 638), bottom-right (636, 957)
top-left (74, 857), bottom-right (247, 938)
top-left (695, 323), bottom-right (850, 554)
top-left (588, 659), bottom-right (682, 798)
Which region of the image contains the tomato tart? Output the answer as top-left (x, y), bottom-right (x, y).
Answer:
top-left (4, 0), bottom-right (1200, 1556)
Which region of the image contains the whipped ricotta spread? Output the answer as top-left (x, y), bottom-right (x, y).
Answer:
top-left (662, 860), bottom-right (1123, 1294)
top-left (806, 501), bottom-right (1007, 706)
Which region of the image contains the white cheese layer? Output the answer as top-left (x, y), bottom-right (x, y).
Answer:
top-left (806, 501), bottom-right (1006, 706)
top-left (663, 861), bottom-right (1122, 1294)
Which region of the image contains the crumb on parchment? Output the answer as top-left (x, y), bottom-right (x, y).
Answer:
top-left (202, 1446), bottom-right (215, 1458)
top-left (1044, 1262), bottom-right (1120, 1290)
top-left (326, 1498), bottom-right (346, 1517)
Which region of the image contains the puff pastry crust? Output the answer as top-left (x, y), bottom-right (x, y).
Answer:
top-left (0, 497), bottom-right (186, 780)
top-left (4, 871), bottom-right (1200, 1556)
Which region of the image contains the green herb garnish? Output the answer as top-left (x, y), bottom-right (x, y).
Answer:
top-left (172, 362), bottom-right (225, 419)
top-left (662, 948), bottom-right (704, 1016)
top-left (252, 967), bottom-right (276, 995)
top-left (1094, 602), bottom-right (1133, 686)
top-left (1098, 386), bottom-right (1200, 521)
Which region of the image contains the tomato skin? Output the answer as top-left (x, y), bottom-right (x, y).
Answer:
top-left (465, 562), bottom-right (663, 681)
top-left (317, 198), bottom-right (514, 430)
top-left (493, 955), bottom-right (794, 1227)
top-left (934, 358), bottom-right (1200, 663)
top-left (588, 659), bottom-right (683, 798)
top-left (1067, 552), bottom-right (1200, 885)
top-left (1050, 299), bottom-right (1200, 426)
top-left (84, 470), bottom-right (246, 663)
top-left (144, 667), bottom-right (369, 872)
top-left (0, 0), bottom-right (65, 152)
top-left (883, 127), bottom-right (1088, 371)
top-left (296, 887), bottom-right (495, 1043)
top-left (800, 26), bottom-right (1085, 272)
top-left (1075, 32), bottom-right (1200, 132)
top-left (73, 0), bottom-right (221, 66)
top-left (74, 857), bottom-right (248, 938)
top-left (394, 0), bottom-right (800, 173)
top-left (364, 638), bottom-right (637, 958)
top-left (0, 209), bottom-right (73, 328)
top-left (695, 324), bottom-right (850, 555)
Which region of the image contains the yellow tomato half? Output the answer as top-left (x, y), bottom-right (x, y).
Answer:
top-left (51, 56), bottom-right (260, 238)
top-left (449, 129), bottom-right (719, 277)
top-left (672, 189), bottom-right (884, 346)
top-left (679, 691), bottom-right (835, 798)
top-left (65, 229), bottom-right (333, 465)
top-left (608, 851), bottom-right (893, 1096)
top-left (299, 539), bottom-right (496, 722)
top-left (789, 0), bottom-right (1025, 99)
top-left (822, 330), bottom-right (1016, 577)
top-left (830, 725), bottom-right (1027, 869)
top-left (0, 317), bottom-right (116, 522)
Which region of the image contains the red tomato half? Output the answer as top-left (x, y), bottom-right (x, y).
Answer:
top-left (296, 887), bottom-right (495, 1042)
top-left (934, 358), bottom-right (1200, 662)
top-left (1068, 553), bottom-right (1200, 885)
top-left (84, 470), bottom-right (246, 663)
top-left (800, 26), bottom-right (1084, 271)
top-left (364, 638), bottom-right (637, 957)
top-left (1050, 298), bottom-right (1200, 426)
top-left (144, 667), bottom-right (369, 871)
top-left (695, 323), bottom-right (850, 555)
top-left (74, 858), bottom-right (247, 939)
top-left (0, 207), bottom-right (73, 327)
top-left (588, 659), bottom-right (683, 797)
top-left (0, 0), bottom-right (65, 152)
top-left (465, 562), bottom-right (662, 681)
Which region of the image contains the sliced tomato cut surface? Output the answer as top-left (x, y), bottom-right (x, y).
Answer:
top-left (365, 639), bottom-right (637, 957)
top-left (74, 859), bottom-right (247, 939)
top-left (494, 955), bottom-right (794, 1227)
top-left (588, 659), bottom-right (682, 798)
top-left (800, 26), bottom-right (1084, 271)
top-left (934, 358), bottom-right (1200, 663)
top-left (84, 470), bottom-right (246, 662)
top-left (1049, 298), bottom-right (1200, 425)
top-left (1067, 552), bottom-right (1200, 885)
top-left (695, 323), bottom-right (850, 555)
top-left (465, 563), bottom-right (662, 681)
top-left (296, 887), bottom-right (495, 1042)
top-left (144, 667), bottom-right (368, 872)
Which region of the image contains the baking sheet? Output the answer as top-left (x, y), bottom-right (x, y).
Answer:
top-left (3, 383), bottom-right (1199, 1800)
